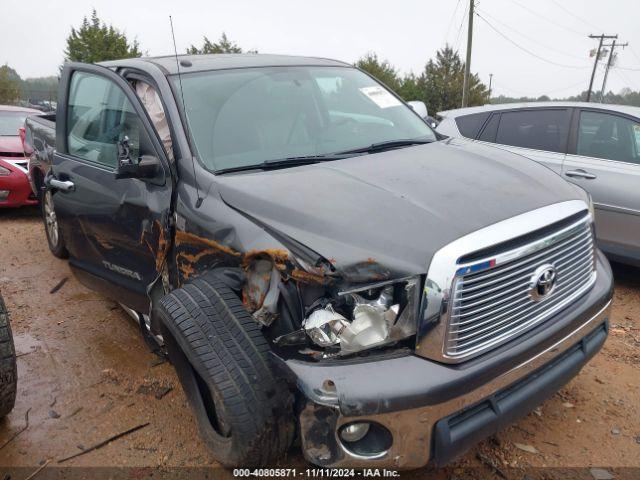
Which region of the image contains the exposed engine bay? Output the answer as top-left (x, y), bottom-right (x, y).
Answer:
top-left (237, 252), bottom-right (419, 359)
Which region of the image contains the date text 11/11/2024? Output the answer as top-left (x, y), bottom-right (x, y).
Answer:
top-left (232, 468), bottom-right (401, 477)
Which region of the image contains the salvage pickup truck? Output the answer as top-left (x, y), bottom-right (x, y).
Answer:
top-left (25, 54), bottom-right (613, 469)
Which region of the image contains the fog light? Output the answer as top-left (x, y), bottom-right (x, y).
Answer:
top-left (0, 190), bottom-right (9, 200)
top-left (340, 422), bottom-right (370, 442)
top-left (338, 422), bottom-right (393, 457)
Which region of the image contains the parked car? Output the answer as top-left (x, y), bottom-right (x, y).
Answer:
top-left (437, 102), bottom-right (640, 267)
top-left (0, 105), bottom-right (40, 208)
top-left (32, 55), bottom-right (613, 469)
top-left (0, 292), bottom-right (17, 419)
top-left (407, 100), bottom-right (439, 128)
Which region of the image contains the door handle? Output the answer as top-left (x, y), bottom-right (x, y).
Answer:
top-left (49, 178), bottom-right (75, 192)
top-left (565, 169), bottom-right (597, 180)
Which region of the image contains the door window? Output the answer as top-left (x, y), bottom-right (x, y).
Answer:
top-left (478, 113), bottom-right (500, 142)
top-left (495, 109), bottom-right (569, 153)
top-left (454, 112), bottom-right (490, 139)
top-left (577, 110), bottom-right (640, 164)
top-left (67, 71), bottom-right (151, 167)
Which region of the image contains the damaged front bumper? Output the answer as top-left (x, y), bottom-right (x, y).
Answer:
top-left (282, 253), bottom-right (613, 469)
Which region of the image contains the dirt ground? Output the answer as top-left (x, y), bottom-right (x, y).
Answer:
top-left (0, 207), bottom-right (638, 479)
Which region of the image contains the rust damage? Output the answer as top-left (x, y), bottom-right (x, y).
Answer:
top-left (173, 230), bottom-right (332, 318)
top-left (290, 268), bottom-right (326, 284)
top-left (139, 219), bottom-right (172, 273)
top-left (173, 230), bottom-right (392, 323)
top-left (174, 230), bottom-right (242, 280)
top-left (242, 248), bottom-right (290, 271)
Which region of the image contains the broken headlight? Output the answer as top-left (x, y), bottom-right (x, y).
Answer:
top-left (303, 278), bottom-right (419, 355)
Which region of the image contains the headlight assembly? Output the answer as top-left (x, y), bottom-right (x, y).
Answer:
top-left (302, 277), bottom-right (419, 356)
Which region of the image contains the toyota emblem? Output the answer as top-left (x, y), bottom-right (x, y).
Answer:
top-left (529, 264), bottom-right (557, 301)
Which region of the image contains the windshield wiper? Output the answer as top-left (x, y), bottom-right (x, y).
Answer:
top-left (339, 138), bottom-right (432, 155)
top-left (215, 153), bottom-right (363, 174)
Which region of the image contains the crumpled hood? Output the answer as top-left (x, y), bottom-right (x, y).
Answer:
top-left (218, 139), bottom-right (586, 276)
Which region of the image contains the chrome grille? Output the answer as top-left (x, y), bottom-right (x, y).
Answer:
top-left (445, 214), bottom-right (596, 359)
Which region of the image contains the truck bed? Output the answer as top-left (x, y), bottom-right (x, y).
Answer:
top-left (24, 113), bottom-right (56, 196)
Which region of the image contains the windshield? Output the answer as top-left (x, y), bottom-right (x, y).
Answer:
top-left (172, 66), bottom-right (435, 171)
top-left (0, 111), bottom-right (28, 136)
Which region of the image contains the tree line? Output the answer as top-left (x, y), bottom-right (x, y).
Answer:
top-left (2, 9), bottom-right (640, 111)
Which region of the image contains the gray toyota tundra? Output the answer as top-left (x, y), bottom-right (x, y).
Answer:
top-left (26, 54), bottom-right (613, 469)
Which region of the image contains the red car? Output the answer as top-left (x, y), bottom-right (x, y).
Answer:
top-left (0, 105), bottom-right (41, 207)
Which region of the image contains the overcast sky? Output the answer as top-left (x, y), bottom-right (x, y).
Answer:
top-left (2, 0), bottom-right (640, 98)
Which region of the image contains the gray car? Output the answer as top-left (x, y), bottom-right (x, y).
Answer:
top-left (437, 102), bottom-right (640, 267)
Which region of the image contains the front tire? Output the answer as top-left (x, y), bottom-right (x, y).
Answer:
top-left (0, 293), bottom-right (17, 418)
top-left (42, 189), bottom-right (68, 259)
top-left (155, 273), bottom-right (295, 467)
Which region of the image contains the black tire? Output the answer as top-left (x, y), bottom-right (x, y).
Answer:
top-left (42, 189), bottom-right (68, 259)
top-left (156, 272), bottom-right (295, 467)
top-left (0, 293), bottom-right (17, 418)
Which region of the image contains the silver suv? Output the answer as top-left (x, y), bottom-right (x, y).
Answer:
top-left (437, 101), bottom-right (640, 267)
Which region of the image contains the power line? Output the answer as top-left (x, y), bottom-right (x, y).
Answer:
top-left (442, 0), bottom-right (462, 46)
top-left (546, 79), bottom-right (593, 95)
top-left (477, 8), bottom-right (589, 61)
top-left (491, 79), bottom-right (531, 96)
top-left (549, 0), bottom-right (603, 32)
top-left (544, 0), bottom-right (640, 75)
top-left (613, 68), bottom-right (640, 91)
top-left (510, 0), bottom-right (585, 37)
top-left (476, 12), bottom-right (590, 69)
top-left (629, 46), bottom-right (640, 65)
top-left (615, 64), bottom-right (640, 72)
top-left (453, 0), bottom-right (468, 51)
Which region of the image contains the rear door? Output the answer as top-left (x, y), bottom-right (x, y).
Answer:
top-left (51, 63), bottom-right (173, 312)
top-left (564, 108), bottom-right (640, 265)
top-left (476, 108), bottom-right (572, 175)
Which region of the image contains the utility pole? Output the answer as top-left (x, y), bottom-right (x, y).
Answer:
top-left (461, 0), bottom-right (474, 107)
top-left (488, 73), bottom-right (493, 103)
top-left (587, 34), bottom-right (617, 102)
top-left (600, 39), bottom-right (628, 101)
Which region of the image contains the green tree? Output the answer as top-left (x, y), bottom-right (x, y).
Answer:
top-left (0, 65), bottom-right (21, 103)
top-left (396, 73), bottom-right (424, 102)
top-left (21, 76), bottom-right (59, 103)
top-left (355, 53), bottom-right (401, 92)
top-left (187, 33), bottom-right (248, 54)
top-left (419, 46), bottom-right (488, 114)
top-left (64, 9), bottom-right (142, 64)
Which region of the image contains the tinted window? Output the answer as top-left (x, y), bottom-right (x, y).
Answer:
top-left (173, 66), bottom-right (434, 172)
top-left (495, 109), bottom-right (569, 153)
top-left (577, 110), bottom-right (640, 164)
top-left (478, 114), bottom-right (500, 142)
top-left (67, 72), bottom-right (151, 167)
top-left (455, 112), bottom-right (490, 138)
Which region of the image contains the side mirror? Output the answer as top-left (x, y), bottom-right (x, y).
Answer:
top-left (115, 136), bottom-right (160, 180)
top-left (407, 101), bottom-right (429, 119)
top-left (115, 154), bottom-right (160, 180)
